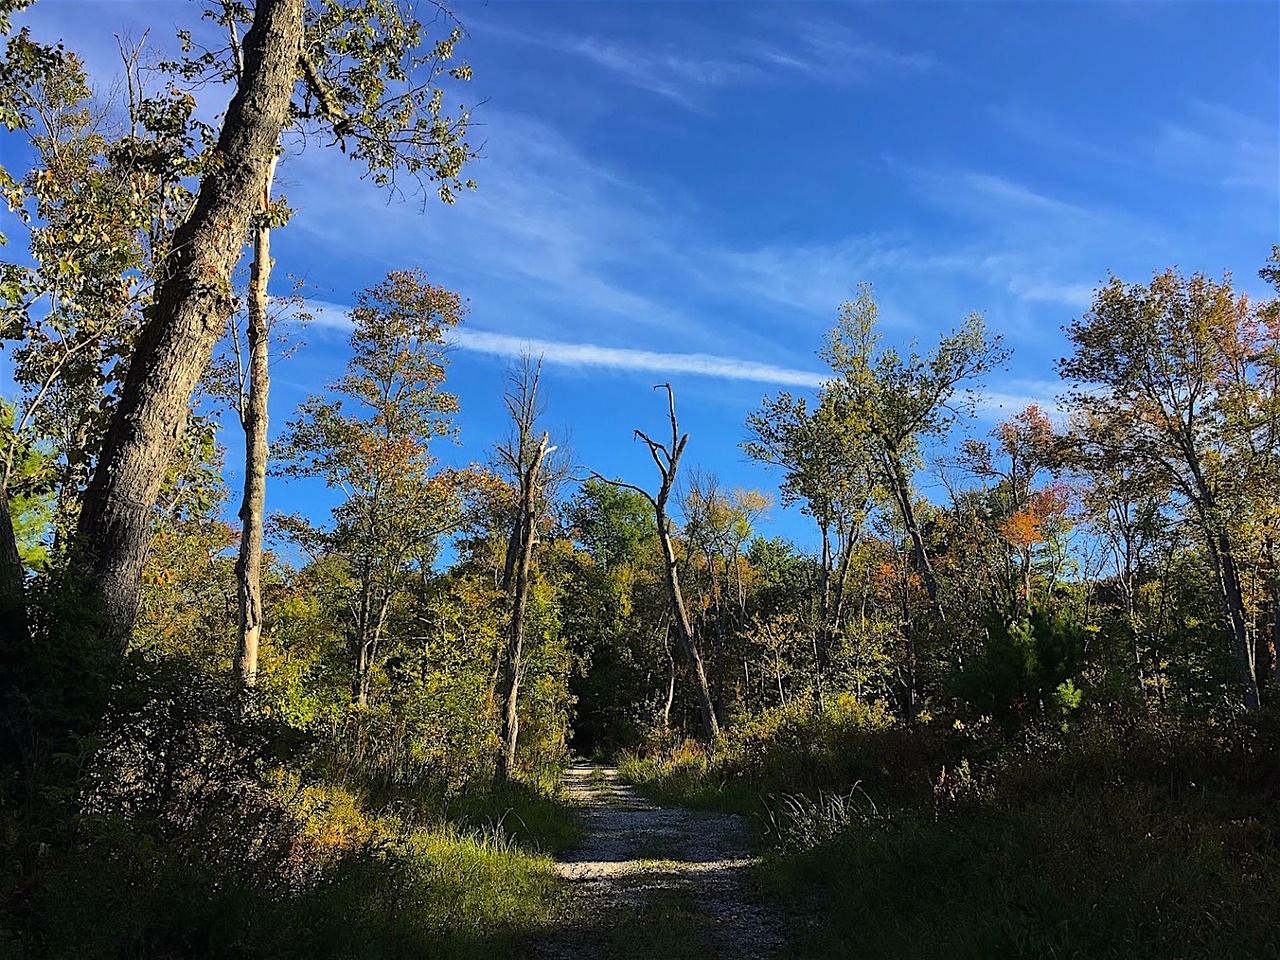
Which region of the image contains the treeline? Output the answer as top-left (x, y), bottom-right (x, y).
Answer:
top-left (576, 263), bottom-right (1280, 747)
top-left (617, 265), bottom-right (1280, 958)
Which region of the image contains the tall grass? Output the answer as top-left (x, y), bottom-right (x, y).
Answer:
top-left (621, 698), bottom-right (1280, 959)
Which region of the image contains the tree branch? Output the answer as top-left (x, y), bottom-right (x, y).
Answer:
top-left (583, 469), bottom-right (658, 510)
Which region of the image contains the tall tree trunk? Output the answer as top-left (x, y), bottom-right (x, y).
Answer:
top-left (234, 156), bottom-right (277, 686)
top-left (901, 570), bottom-right (917, 723)
top-left (498, 434), bottom-right (549, 780)
top-left (713, 562), bottom-right (727, 721)
top-left (1182, 439), bottom-right (1258, 708)
top-left (814, 524), bottom-right (832, 707)
top-left (1267, 536), bottom-right (1280, 691)
top-left (76, 0), bottom-right (304, 648)
top-left (1195, 482), bottom-right (1258, 709)
top-left (662, 625), bottom-right (676, 728)
top-left (607, 385), bottom-right (719, 741)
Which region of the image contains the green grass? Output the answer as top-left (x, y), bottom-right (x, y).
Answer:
top-left (443, 776), bottom-right (585, 855)
top-left (617, 750), bottom-right (762, 817)
top-left (27, 804), bottom-right (570, 960)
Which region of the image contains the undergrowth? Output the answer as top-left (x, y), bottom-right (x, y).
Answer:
top-left (619, 698), bottom-right (1280, 959)
top-left (1, 654), bottom-right (576, 959)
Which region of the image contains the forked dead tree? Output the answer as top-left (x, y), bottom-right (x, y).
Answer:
top-left (594, 384), bottom-right (720, 742)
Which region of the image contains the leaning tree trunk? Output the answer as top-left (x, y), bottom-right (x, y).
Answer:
top-left (235, 156), bottom-right (278, 686)
top-left (75, 0), bottom-right (305, 649)
top-left (884, 446), bottom-right (944, 621)
top-left (599, 386), bottom-right (720, 740)
top-left (655, 496), bottom-right (719, 741)
top-left (644, 386), bottom-right (719, 741)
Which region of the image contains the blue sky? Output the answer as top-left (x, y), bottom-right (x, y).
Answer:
top-left (6, 0), bottom-right (1279, 550)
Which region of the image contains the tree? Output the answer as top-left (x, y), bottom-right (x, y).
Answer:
top-left (1061, 267), bottom-right (1278, 708)
top-left (596, 385), bottom-right (720, 741)
top-left (681, 473), bottom-right (769, 717)
top-left (494, 356), bottom-right (561, 779)
top-left (570, 477), bottom-right (658, 571)
top-left (962, 404), bottom-right (1067, 614)
top-left (564, 478), bottom-right (665, 752)
top-left (745, 387), bottom-right (873, 704)
top-left (74, 0), bottom-right (476, 647)
top-left (822, 285), bottom-right (1008, 621)
top-left (73, 0), bottom-right (304, 646)
top-left (276, 270), bottom-right (464, 706)
top-left (1, 29), bottom-right (208, 648)
top-left (1066, 407), bottom-right (1172, 693)
top-left (208, 8), bottom-right (289, 687)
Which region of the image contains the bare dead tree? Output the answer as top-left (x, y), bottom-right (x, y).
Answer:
top-left (591, 384), bottom-right (720, 741)
top-left (494, 356), bottom-right (562, 779)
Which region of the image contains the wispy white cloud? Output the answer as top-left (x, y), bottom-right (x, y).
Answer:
top-left (493, 14), bottom-right (935, 111)
top-left (1154, 100), bottom-right (1279, 197)
top-left (971, 380), bottom-right (1067, 422)
top-left (749, 19), bottom-right (936, 82)
top-left (992, 98), bottom-right (1279, 200)
top-left (297, 299), bottom-right (825, 388)
top-left (711, 236), bottom-right (903, 316)
top-left (989, 101), bottom-right (1126, 167)
top-left (301, 295), bottom-right (1056, 413)
top-left (1006, 277), bottom-right (1095, 309)
top-left (283, 110), bottom-right (707, 341)
top-left (564, 39), bottom-right (756, 108)
top-left (454, 329), bottom-right (827, 387)
top-left (893, 163), bottom-right (1158, 316)
top-left (293, 300), bottom-right (354, 331)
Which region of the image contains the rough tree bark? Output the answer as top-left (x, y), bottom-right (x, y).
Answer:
top-left (1209, 532), bottom-right (1258, 709)
top-left (234, 155), bottom-right (278, 686)
top-left (75, 0), bottom-right (305, 648)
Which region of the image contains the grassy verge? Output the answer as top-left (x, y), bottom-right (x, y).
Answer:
top-left (617, 746), bottom-right (761, 817)
top-left (28, 812), bottom-right (567, 960)
top-left (442, 776), bottom-right (585, 855)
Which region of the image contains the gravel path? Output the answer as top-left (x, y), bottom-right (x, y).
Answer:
top-left (530, 762), bottom-right (785, 959)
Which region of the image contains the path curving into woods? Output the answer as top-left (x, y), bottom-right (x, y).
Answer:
top-left (530, 762), bottom-right (785, 960)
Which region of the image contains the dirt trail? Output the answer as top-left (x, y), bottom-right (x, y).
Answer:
top-left (531, 762), bottom-right (785, 959)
